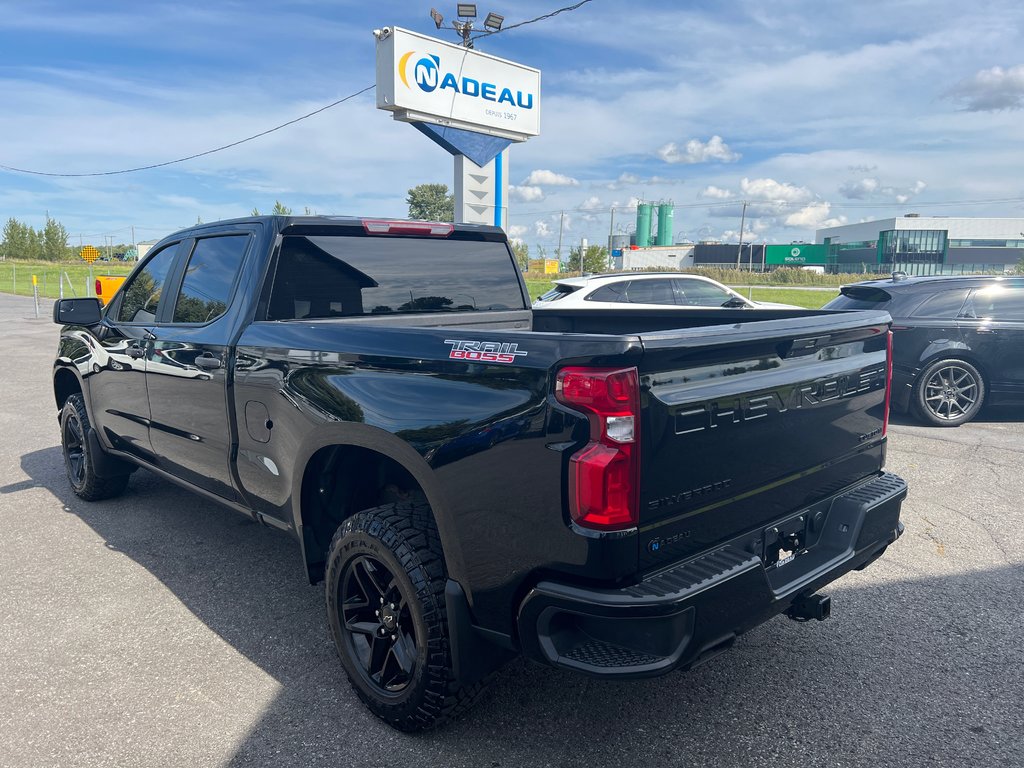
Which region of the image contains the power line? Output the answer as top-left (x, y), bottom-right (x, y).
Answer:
top-left (472, 0), bottom-right (597, 41)
top-left (0, 2), bottom-right (599, 179)
top-left (0, 85), bottom-right (375, 178)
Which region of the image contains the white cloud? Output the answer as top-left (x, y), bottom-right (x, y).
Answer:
top-left (509, 185), bottom-right (545, 202)
top-left (740, 177), bottom-right (813, 204)
top-left (605, 172), bottom-right (678, 190)
top-left (699, 185), bottom-right (733, 199)
top-left (839, 177), bottom-right (926, 203)
top-left (521, 169), bottom-right (579, 187)
top-left (507, 224), bottom-right (528, 240)
top-left (945, 65), bottom-right (1024, 111)
top-left (784, 202), bottom-right (847, 229)
top-left (578, 196), bottom-right (604, 211)
top-left (657, 136), bottom-right (740, 164)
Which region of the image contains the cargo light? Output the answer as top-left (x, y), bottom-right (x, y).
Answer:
top-left (95, 279), bottom-right (102, 297)
top-left (555, 366), bottom-right (640, 531)
top-left (361, 219), bottom-right (454, 237)
top-left (883, 330), bottom-right (893, 437)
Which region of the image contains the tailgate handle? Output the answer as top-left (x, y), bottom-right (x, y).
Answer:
top-left (778, 334), bottom-right (831, 359)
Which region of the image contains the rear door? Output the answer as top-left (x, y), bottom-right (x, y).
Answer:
top-left (145, 232), bottom-right (252, 499)
top-left (958, 282), bottom-right (1024, 400)
top-left (634, 312), bottom-right (891, 569)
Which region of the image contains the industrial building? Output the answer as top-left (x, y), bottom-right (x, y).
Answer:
top-left (816, 216), bottom-right (1024, 273)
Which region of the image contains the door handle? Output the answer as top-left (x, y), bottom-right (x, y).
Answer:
top-left (194, 354), bottom-right (223, 371)
top-left (126, 344), bottom-right (145, 359)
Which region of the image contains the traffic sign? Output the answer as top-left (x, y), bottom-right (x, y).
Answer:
top-left (80, 245), bottom-right (101, 263)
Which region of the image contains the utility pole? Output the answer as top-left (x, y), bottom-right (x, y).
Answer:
top-left (556, 211), bottom-right (565, 267)
top-left (736, 200), bottom-right (748, 268)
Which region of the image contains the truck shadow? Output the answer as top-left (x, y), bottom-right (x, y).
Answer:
top-left (11, 446), bottom-right (1023, 768)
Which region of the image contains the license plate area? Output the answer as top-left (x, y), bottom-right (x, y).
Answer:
top-left (761, 512), bottom-right (810, 569)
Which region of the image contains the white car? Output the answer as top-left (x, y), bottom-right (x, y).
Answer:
top-left (532, 273), bottom-right (798, 310)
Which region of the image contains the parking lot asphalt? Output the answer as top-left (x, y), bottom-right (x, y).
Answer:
top-left (1, 291), bottom-right (1021, 768)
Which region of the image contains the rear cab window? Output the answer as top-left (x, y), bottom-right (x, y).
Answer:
top-left (265, 230), bottom-right (525, 320)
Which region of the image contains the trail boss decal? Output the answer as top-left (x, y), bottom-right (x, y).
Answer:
top-left (444, 339), bottom-right (528, 364)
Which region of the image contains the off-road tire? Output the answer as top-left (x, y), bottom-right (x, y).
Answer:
top-left (911, 358), bottom-right (985, 427)
top-left (60, 393), bottom-right (131, 501)
top-left (325, 502), bottom-right (489, 731)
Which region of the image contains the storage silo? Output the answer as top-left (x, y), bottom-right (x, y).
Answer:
top-left (657, 203), bottom-right (674, 246)
top-left (636, 203), bottom-right (653, 247)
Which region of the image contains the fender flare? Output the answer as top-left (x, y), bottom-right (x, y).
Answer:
top-left (289, 422), bottom-right (466, 585)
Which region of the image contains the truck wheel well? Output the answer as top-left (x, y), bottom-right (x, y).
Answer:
top-left (300, 445), bottom-right (427, 583)
top-left (54, 368), bottom-right (82, 412)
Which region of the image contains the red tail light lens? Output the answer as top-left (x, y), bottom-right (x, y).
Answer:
top-left (555, 367), bottom-right (640, 530)
top-left (95, 279), bottom-right (102, 296)
top-left (883, 330), bottom-right (893, 437)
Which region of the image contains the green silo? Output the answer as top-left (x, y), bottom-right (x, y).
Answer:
top-left (657, 202), bottom-right (674, 246)
top-left (636, 203), bottom-right (653, 247)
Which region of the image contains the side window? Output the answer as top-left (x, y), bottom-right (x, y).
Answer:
top-left (624, 279), bottom-right (676, 305)
top-left (587, 282), bottom-right (630, 303)
top-left (116, 243), bottom-right (179, 323)
top-left (966, 286), bottom-right (1024, 321)
top-left (674, 279), bottom-right (734, 307)
top-left (909, 289), bottom-right (970, 319)
top-left (172, 235), bottom-right (249, 323)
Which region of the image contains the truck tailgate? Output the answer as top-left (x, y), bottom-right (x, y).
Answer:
top-left (636, 310), bottom-right (891, 570)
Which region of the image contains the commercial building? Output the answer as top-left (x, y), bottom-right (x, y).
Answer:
top-left (816, 216), bottom-right (1024, 273)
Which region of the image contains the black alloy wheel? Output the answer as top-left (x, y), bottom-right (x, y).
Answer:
top-left (325, 503), bottom-right (491, 731)
top-left (913, 358), bottom-right (985, 427)
top-left (59, 393), bottom-right (131, 500)
top-left (340, 555), bottom-right (417, 693)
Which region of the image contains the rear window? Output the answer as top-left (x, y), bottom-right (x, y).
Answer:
top-left (266, 234), bottom-right (525, 320)
top-left (909, 288), bottom-right (970, 319)
top-left (535, 284), bottom-right (579, 303)
top-left (825, 286), bottom-right (893, 311)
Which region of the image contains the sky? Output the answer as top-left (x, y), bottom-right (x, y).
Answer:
top-left (2, 0), bottom-right (1024, 254)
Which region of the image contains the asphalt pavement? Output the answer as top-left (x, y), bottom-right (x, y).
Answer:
top-left (1, 291), bottom-right (1021, 768)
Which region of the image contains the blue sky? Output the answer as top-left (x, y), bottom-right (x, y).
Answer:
top-left (2, 0), bottom-right (1024, 252)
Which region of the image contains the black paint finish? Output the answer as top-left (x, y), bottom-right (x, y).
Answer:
top-left (52, 214), bottom-right (905, 670)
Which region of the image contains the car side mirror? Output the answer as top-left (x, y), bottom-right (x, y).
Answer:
top-left (722, 297), bottom-right (748, 308)
top-left (53, 297), bottom-right (103, 326)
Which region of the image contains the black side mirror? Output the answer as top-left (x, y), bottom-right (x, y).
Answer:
top-left (721, 296), bottom-right (749, 308)
top-left (53, 298), bottom-right (103, 326)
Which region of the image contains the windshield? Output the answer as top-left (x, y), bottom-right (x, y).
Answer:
top-left (535, 284), bottom-right (579, 303)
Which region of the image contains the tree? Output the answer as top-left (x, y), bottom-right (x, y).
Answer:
top-left (512, 241), bottom-right (529, 271)
top-left (1, 218), bottom-right (28, 260)
top-left (272, 200), bottom-right (292, 215)
top-left (406, 183), bottom-right (454, 222)
top-left (42, 216), bottom-right (69, 262)
top-left (569, 244), bottom-right (610, 274)
top-left (251, 207), bottom-right (261, 216)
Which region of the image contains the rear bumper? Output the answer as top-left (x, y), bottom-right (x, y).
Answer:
top-left (516, 472), bottom-right (907, 678)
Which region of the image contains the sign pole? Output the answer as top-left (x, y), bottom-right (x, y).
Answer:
top-left (32, 275), bottom-right (39, 318)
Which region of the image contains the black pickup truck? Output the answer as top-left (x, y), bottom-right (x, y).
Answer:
top-left (52, 216), bottom-right (907, 730)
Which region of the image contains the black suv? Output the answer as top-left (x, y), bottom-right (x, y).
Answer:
top-left (824, 274), bottom-right (1024, 426)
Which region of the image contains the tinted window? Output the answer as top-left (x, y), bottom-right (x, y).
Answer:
top-left (967, 286), bottom-right (1024, 321)
top-left (824, 286), bottom-right (892, 311)
top-left (623, 279), bottom-right (676, 305)
top-left (587, 282), bottom-right (629, 303)
top-left (172, 235), bottom-right (248, 323)
top-left (266, 234), bottom-right (524, 320)
top-left (909, 289), bottom-right (970, 319)
top-left (117, 244), bottom-right (179, 323)
top-left (535, 284), bottom-right (579, 303)
top-left (674, 279), bottom-right (735, 307)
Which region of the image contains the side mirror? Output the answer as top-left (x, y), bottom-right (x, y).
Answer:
top-left (53, 298), bottom-right (103, 326)
top-left (721, 297), bottom-right (749, 308)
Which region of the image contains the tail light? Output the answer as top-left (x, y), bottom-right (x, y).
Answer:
top-left (95, 279), bottom-right (102, 296)
top-left (882, 330), bottom-right (893, 437)
top-left (555, 366), bottom-right (640, 531)
top-left (362, 219), bottom-right (454, 236)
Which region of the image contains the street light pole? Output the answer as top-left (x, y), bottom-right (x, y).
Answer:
top-left (735, 200), bottom-right (748, 268)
